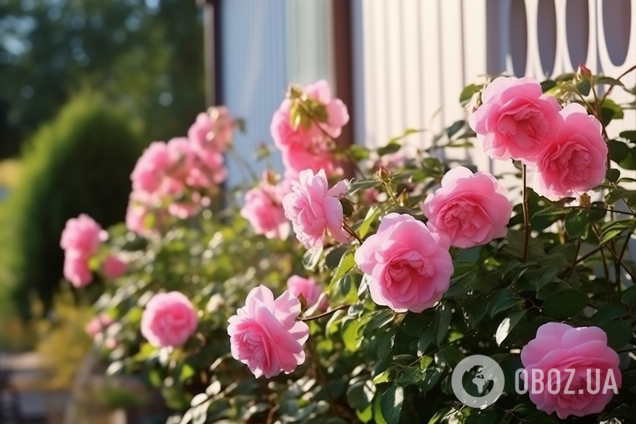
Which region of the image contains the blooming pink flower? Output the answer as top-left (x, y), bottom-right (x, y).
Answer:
top-left (188, 106), bottom-right (233, 154)
top-left (60, 214), bottom-right (107, 256)
top-left (101, 255), bottom-right (127, 279)
top-left (141, 292), bottom-right (198, 348)
top-left (534, 103), bottom-right (608, 200)
top-left (270, 80), bottom-right (349, 175)
top-left (227, 285), bottom-right (309, 378)
top-left (469, 76), bottom-right (561, 163)
top-left (422, 166), bottom-right (511, 248)
top-left (130, 141), bottom-right (172, 194)
top-left (63, 252), bottom-right (93, 288)
top-left (282, 169), bottom-right (350, 249)
top-left (354, 213), bottom-right (453, 313)
top-left (85, 314), bottom-right (114, 338)
top-left (241, 178), bottom-right (290, 240)
top-left (521, 322), bottom-right (621, 419)
top-left (286, 275), bottom-right (328, 311)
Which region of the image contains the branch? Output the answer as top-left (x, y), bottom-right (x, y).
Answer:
top-left (300, 304), bottom-right (350, 322)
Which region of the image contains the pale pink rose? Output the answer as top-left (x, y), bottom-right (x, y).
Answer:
top-left (354, 213), bottom-right (453, 313)
top-left (130, 141), bottom-right (172, 194)
top-left (286, 275), bottom-right (328, 311)
top-left (188, 107), bottom-right (233, 154)
top-left (521, 322), bottom-right (621, 419)
top-left (282, 169), bottom-right (350, 249)
top-left (60, 214), bottom-right (107, 256)
top-left (227, 285), bottom-right (309, 378)
top-left (85, 314), bottom-right (113, 338)
top-left (422, 166), bottom-right (511, 248)
top-left (241, 182), bottom-right (290, 240)
top-left (101, 255), bottom-right (127, 279)
top-left (270, 80), bottom-right (349, 175)
top-left (534, 103), bottom-right (608, 201)
top-left (141, 292), bottom-right (198, 348)
top-left (469, 76), bottom-right (561, 163)
top-left (63, 252), bottom-right (93, 288)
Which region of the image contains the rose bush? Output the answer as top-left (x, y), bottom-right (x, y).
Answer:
top-left (61, 68), bottom-right (636, 423)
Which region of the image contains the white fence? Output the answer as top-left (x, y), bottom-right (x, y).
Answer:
top-left (218, 0), bottom-right (636, 186)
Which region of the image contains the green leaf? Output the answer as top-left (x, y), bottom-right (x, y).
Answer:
top-left (331, 251), bottom-right (355, 284)
top-left (600, 320), bottom-right (633, 350)
top-left (357, 206), bottom-right (381, 238)
top-left (606, 168), bottom-right (621, 183)
top-left (565, 210), bottom-right (588, 239)
top-left (446, 120), bottom-right (465, 139)
top-left (342, 318), bottom-right (366, 352)
top-left (377, 142), bottom-right (401, 156)
top-left (606, 186), bottom-right (636, 205)
top-left (543, 289), bottom-right (588, 319)
top-left (495, 310), bottom-right (527, 346)
top-left (621, 285), bottom-right (636, 306)
top-left (590, 304), bottom-right (629, 325)
top-left (466, 410), bottom-right (498, 424)
top-left (595, 76), bottom-right (625, 87)
top-left (459, 83), bottom-right (483, 105)
top-left (576, 78), bottom-right (591, 96)
top-left (435, 303), bottom-right (453, 346)
top-left (455, 246), bottom-right (481, 262)
top-left (620, 130), bottom-right (636, 142)
top-left (540, 79), bottom-right (557, 93)
top-left (302, 247), bottom-right (323, 270)
top-left (387, 128), bottom-right (424, 145)
top-left (346, 379), bottom-right (374, 411)
top-left (532, 207), bottom-right (572, 219)
top-left (347, 178), bottom-right (382, 194)
top-left (325, 246), bottom-right (348, 270)
top-left (349, 144), bottom-right (371, 160)
top-left (378, 385), bottom-right (404, 424)
top-left (601, 98), bottom-right (624, 125)
top-left (417, 328), bottom-right (435, 355)
top-left (488, 288), bottom-right (519, 317)
top-left (599, 219), bottom-right (634, 244)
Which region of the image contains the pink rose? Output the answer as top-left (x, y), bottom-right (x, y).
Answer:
top-left (469, 76), bottom-right (561, 163)
top-left (270, 80), bottom-right (349, 175)
top-left (241, 181), bottom-right (290, 240)
top-left (282, 169), bottom-right (350, 249)
top-left (85, 314), bottom-right (113, 338)
top-left (227, 285), bottom-right (309, 378)
top-left (521, 322), bottom-right (621, 419)
top-left (60, 214), bottom-right (107, 256)
top-left (354, 213), bottom-right (453, 313)
top-left (130, 141), bottom-right (172, 194)
top-left (188, 106), bottom-right (233, 154)
top-left (286, 275), bottom-right (328, 311)
top-left (101, 255), bottom-right (127, 279)
top-left (534, 103), bottom-right (608, 200)
top-left (422, 166), bottom-right (511, 248)
top-left (141, 292), bottom-right (198, 348)
top-left (63, 252), bottom-right (93, 288)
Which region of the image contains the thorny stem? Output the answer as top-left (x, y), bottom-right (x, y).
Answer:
top-left (600, 64), bottom-right (636, 104)
top-left (383, 180), bottom-right (401, 207)
top-left (522, 164), bottom-right (531, 263)
top-left (300, 304), bottom-right (350, 322)
top-left (343, 222), bottom-right (363, 244)
top-left (565, 238), bottom-right (582, 278)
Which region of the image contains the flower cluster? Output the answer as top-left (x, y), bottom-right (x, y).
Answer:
top-left (141, 291), bottom-right (199, 348)
top-left (240, 170), bottom-right (290, 240)
top-left (60, 214), bottom-right (108, 287)
top-left (127, 107), bottom-right (233, 235)
top-left (469, 76), bottom-right (608, 200)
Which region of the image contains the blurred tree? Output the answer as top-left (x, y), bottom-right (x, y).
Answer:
top-left (0, 0), bottom-right (205, 157)
top-left (0, 93), bottom-right (144, 318)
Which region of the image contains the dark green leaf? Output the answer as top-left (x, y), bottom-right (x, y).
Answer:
top-left (488, 288), bottom-right (519, 317)
top-left (379, 385), bottom-right (404, 424)
top-left (357, 206), bottom-right (381, 238)
top-left (303, 247), bottom-right (323, 270)
top-left (495, 310), bottom-right (527, 346)
top-left (590, 304), bottom-right (629, 325)
top-left (599, 219), bottom-right (634, 244)
top-left (348, 144), bottom-right (371, 160)
top-left (346, 379), bottom-right (374, 411)
top-left (600, 320), bottom-right (633, 350)
top-left (417, 328), bottom-right (435, 355)
top-left (466, 410), bottom-right (498, 424)
top-left (621, 285), bottom-right (636, 306)
top-left (543, 289), bottom-right (588, 319)
top-left (459, 83), bottom-right (483, 105)
top-left (331, 251), bottom-right (355, 284)
top-left (435, 303), bottom-right (453, 346)
top-left (377, 143), bottom-right (401, 156)
top-left (387, 128), bottom-right (425, 145)
top-left (621, 130), bottom-right (636, 142)
top-left (325, 246), bottom-right (348, 270)
top-left (446, 120), bottom-right (465, 139)
top-left (532, 207), bottom-right (572, 219)
top-left (595, 76), bottom-right (625, 87)
top-left (601, 98), bottom-right (624, 125)
top-left (576, 78), bottom-right (591, 96)
top-left (606, 168), bottom-right (621, 183)
top-left (565, 210), bottom-right (588, 239)
top-left (347, 178), bottom-right (382, 194)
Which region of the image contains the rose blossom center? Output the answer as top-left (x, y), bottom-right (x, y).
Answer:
top-left (498, 105), bottom-right (546, 145)
top-left (438, 201), bottom-right (485, 237)
top-left (387, 256), bottom-right (435, 292)
top-left (548, 143), bottom-right (591, 183)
